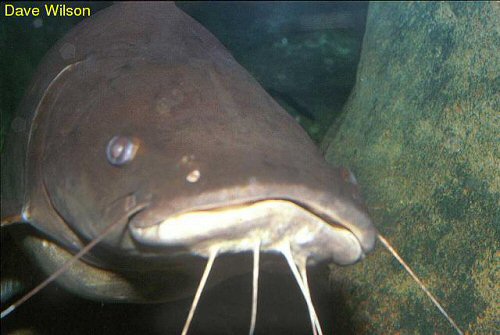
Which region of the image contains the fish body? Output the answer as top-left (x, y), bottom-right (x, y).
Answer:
top-left (1, 1), bottom-right (376, 330)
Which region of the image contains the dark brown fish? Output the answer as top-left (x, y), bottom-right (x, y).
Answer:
top-left (1, 2), bottom-right (377, 333)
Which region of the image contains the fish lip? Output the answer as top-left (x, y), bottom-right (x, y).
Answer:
top-left (128, 198), bottom-right (375, 259)
top-left (128, 197), bottom-right (354, 231)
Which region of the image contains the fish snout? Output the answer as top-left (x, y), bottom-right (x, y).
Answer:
top-left (351, 212), bottom-right (378, 255)
top-left (127, 199), bottom-right (373, 268)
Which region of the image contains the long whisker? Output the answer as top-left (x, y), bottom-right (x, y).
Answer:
top-left (0, 203), bottom-right (148, 319)
top-left (181, 248), bottom-right (218, 335)
top-left (299, 261), bottom-right (318, 335)
top-left (280, 243), bottom-right (323, 335)
top-left (249, 240), bottom-right (261, 335)
top-left (377, 234), bottom-right (464, 335)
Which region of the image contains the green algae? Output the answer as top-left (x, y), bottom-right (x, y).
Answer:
top-left (323, 2), bottom-right (499, 334)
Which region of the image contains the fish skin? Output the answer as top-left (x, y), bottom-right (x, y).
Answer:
top-left (1, 1), bottom-right (376, 304)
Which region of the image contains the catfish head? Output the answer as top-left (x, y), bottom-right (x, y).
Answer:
top-left (2, 3), bottom-right (376, 334)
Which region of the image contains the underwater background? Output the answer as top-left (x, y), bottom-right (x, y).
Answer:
top-left (1, 1), bottom-right (498, 335)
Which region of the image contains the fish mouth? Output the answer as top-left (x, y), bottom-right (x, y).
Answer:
top-left (129, 199), bottom-right (372, 266)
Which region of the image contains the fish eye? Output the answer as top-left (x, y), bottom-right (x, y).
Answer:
top-left (106, 135), bottom-right (138, 166)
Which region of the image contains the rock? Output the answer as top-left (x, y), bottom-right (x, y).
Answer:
top-left (322, 2), bottom-right (498, 334)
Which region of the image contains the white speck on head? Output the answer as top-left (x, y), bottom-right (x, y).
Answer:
top-left (181, 154), bottom-right (196, 165)
top-left (156, 88), bottom-right (184, 115)
top-left (124, 194), bottom-right (137, 212)
top-left (59, 43), bottom-right (76, 60)
top-left (42, 240), bottom-right (49, 248)
top-left (186, 169), bottom-right (201, 183)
